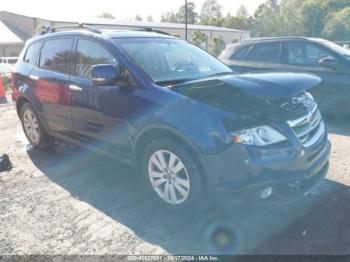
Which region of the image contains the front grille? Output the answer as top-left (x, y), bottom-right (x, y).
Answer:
top-left (287, 106), bottom-right (325, 147)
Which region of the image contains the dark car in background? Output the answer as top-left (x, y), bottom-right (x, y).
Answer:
top-left (219, 37), bottom-right (350, 116)
top-left (11, 27), bottom-right (330, 206)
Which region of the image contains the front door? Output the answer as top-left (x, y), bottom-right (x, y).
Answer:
top-left (69, 38), bottom-right (130, 158)
top-left (237, 42), bottom-right (285, 73)
top-left (283, 41), bottom-right (350, 115)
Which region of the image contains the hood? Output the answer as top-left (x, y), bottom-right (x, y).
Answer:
top-left (220, 72), bottom-right (320, 98)
top-left (172, 73), bottom-right (321, 123)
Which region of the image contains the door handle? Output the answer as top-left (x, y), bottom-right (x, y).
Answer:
top-left (69, 85), bottom-right (83, 92)
top-left (29, 75), bottom-right (40, 80)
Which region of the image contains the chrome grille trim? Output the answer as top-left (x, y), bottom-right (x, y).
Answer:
top-left (287, 106), bottom-right (325, 147)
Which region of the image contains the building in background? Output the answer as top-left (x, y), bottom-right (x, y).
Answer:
top-left (0, 10), bottom-right (249, 57)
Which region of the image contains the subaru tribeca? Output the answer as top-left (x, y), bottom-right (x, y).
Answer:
top-left (11, 26), bottom-right (330, 206)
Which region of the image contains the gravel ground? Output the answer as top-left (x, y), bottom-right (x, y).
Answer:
top-left (0, 97), bottom-right (350, 256)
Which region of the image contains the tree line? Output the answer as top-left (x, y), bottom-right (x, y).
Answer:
top-left (159, 0), bottom-right (350, 41)
top-left (98, 0), bottom-right (350, 55)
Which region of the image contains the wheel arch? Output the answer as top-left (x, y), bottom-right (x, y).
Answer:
top-left (16, 95), bottom-right (49, 133)
top-left (16, 96), bottom-right (31, 116)
top-left (134, 126), bottom-right (208, 184)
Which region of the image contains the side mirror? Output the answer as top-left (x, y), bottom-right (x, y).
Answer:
top-left (91, 64), bottom-right (120, 86)
top-left (319, 56), bottom-right (338, 69)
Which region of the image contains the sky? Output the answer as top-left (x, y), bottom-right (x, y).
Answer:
top-left (1, 0), bottom-right (266, 22)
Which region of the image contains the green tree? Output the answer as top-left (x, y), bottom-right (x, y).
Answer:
top-left (200, 0), bottom-right (223, 26)
top-left (146, 15), bottom-right (154, 22)
top-left (323, 7), bottom-right (350, 40)
top-left (253, 0), bottom-right (281, 36)
top-left (161, 12), bottom-right (177, 23)
top-left (277, 0), bottom-right (304, 36)
top-left (252, 0), bottom-right (350, 40)
top-left (223, 12), bottom-right (254, 31)
top-left (176, 2), bottom-right (198, 24)
top-left (236, 5), bottom-right (249, 18)
top-left (208, 36), bottom-right (225, 56)
top-left (134, 14), bottom-right (143, 21)
top-left (191, 30), bottom-right (207, 46)
top-left (98, 12), bottom-right (115, 19)
top-left (1, 75), bottom-right (11, 91)
top-left (300, 0), bottom-right (350, 37)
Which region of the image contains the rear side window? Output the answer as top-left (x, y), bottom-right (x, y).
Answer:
top-left (39, 38), bottom-right (73, 74)
top-left (75, 39), bottom-right (117, 79)
top-left (247, 43), bottom-right (281, 63)
top-left (286, 42), bottom-right (306, 65)
top-left (24, 42), bottom-right (41, 66)
top-left (230, 45), bottom-right (250, 60)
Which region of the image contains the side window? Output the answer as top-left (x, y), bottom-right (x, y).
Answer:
top-left (39, 38), bottom-right (73, 74)
top-left (286, 42), bottom-right (307, 65)
top-left (24, 42), bottom-right (41, 66)
top-left (75, 39), bottom-right (117, 79)
top-left (247, 43), bottom-right (281, 63)
top-left (286, 42), bottom-right (335, 66)
top-left (305, 44), bottom-right (334, 65)
top-left (230, 45), bottom-right (250, 60)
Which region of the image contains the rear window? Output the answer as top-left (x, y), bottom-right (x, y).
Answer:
top-left (247, 43), bottom-right (281, 63)
top-left (24, 42), bottom-right (41, 66)
top-left (39, 38), bottom-right (73, 74)
top-left (230, 45), bottom-right (250, 60)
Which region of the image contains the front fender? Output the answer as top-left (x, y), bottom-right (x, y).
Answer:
top-left (127, 84), bottom-right (234, 155)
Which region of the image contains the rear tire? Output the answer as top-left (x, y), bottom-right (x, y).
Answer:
top-left (20, 103), bottom-right (53, 149)
top-left (141, 138), bottom-right (202, 206)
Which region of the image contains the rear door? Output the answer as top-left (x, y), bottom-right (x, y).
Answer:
top-left (30, 37), bottom-right (74, 133)
top-left (283, 41), bottom-right (350, 114)
top-left (241, 42), bottom-right (285, 73)
top-left (12, 40), bottom-right (42, 101)
top-left (69, 38), bottom-right (130, 158)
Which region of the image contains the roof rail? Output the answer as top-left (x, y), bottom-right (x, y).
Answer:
top-left (35, 23), bottom-right (102, 36)
top-left (136, 27), bottom-right (171, 36)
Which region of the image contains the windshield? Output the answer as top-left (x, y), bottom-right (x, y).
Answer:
top-left (322, 40), bottom-right (350, 57)
top-left (113, 38), bottom-right (232, 84)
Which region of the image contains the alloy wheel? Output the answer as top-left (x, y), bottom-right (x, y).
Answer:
top-left (148, 150), bottom-right (191, 205)
top-left (23, 109), bottom-right (40, 144)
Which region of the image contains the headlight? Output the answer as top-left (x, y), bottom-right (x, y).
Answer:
top-left (231, 125), bottom-right (287, 146)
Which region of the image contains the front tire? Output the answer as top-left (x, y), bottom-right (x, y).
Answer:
top-left (20, 103), bottom-right (52, 149)
top-left (142, 138), bottom-right (202, 206)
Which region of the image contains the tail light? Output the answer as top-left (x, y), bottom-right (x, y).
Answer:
top-left (10, 72), bottom-right (19, 101)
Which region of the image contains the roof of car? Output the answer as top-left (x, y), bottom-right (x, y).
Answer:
top-left (27, 29), bottom-right (175, 45)
top-left (241, 36), bottom-right (326, 44)
top-left (102, 30), bottom-right (175, 39)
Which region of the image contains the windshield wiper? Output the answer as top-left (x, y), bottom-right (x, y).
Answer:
top-left (155, 72), bottom-right (235, 87)
top-left (207, 71), bottom-right (235, 78)
top-left (155, 79), bottom-right (192, 87)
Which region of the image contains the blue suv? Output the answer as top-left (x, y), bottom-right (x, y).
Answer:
top-left (12, 25), bottom-right (331, 206)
